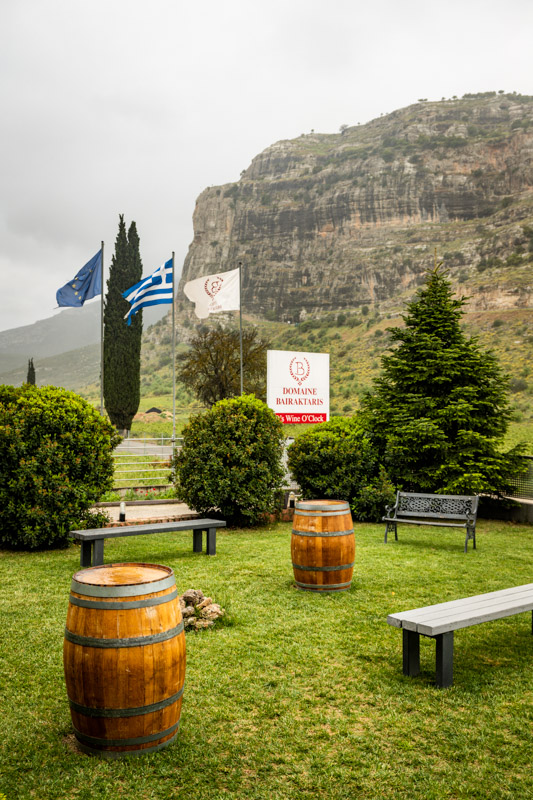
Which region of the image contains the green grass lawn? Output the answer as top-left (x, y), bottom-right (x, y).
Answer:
top-left (1, 520), bottom-right (533, 799)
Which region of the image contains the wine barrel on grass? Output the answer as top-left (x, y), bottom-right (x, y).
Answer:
top-left (63, 562), bottom-right (185, 757)
top-left (291, 500), bottom-right (355, 592)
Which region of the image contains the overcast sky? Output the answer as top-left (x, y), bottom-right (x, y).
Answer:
top-left (1, 0), bottom-right (532, 332)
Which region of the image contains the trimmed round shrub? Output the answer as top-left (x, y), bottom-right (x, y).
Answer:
top-left (172, 394), bottom-right (285, 526)
top-left (287, 415), bottom-right (395, 522)
top-left (0, 384), bottom-right (121, 549)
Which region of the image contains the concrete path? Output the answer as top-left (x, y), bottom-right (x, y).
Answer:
top-left (97, 501), bottom-right (197, 525)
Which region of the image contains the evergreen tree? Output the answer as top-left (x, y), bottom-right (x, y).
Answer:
top-left (26, 358), bottom-right (35, 385)
top-left (362, 265), bottom-right (524, 495)
top-left (103, 215), bottom-right (143, 434)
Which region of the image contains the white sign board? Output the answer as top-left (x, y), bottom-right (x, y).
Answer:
top-left (267, 350), bottom-right (329, 424)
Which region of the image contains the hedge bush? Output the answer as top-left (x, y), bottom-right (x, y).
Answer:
top-left (287, 416), bottom-right (395, 522)
top-left (172, 395), bottom-right (285, 526)
top-left (0, 384), bottom-right (120, 549)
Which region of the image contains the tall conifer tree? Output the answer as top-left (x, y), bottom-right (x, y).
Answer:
top-left (103, 215), bottom-right (143, 434)
top-left (26, 358), bottom-right (35, 385)
top-left (363, 265), bottom-right (524, 495)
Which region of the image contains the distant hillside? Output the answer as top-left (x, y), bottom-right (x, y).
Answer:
top-left (0, 343), bottom-right (100, 392)
top-left (0, 300), bottom-right (167, 386)
top-left (0, 302), bottom-right (102, 361)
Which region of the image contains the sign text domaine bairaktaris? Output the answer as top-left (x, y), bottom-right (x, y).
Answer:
top-left (267, 350), bottom-right (329, 424)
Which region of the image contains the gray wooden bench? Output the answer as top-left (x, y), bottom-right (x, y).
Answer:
top-left (388, 584), bottom-right (533, 687)
top-left (383, 491), bottom-right (479, 552)
top-left (71, 519), bottom-right (226, 567)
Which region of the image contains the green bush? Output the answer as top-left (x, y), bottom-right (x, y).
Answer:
top-left (0, 385), bottom-right (120, 550)
top-left (350, 466), bottom-right (396, 522)
top-left (172, 395), bottom-right (285, 526)
top-left (287, 416), bottom-right (395, 522)
top-left (509, 377), bottom-right (528, 393)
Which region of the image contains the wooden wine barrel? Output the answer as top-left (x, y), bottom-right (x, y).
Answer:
top-left (63, 562), bottom-right (186, 757)
top-left (291, 500), bottom-right (355, 592)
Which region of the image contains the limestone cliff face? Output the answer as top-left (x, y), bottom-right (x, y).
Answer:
top-left (178, 93), bottom-right (533, 320)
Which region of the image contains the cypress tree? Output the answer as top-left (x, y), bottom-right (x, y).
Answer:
top-left (26, 358), bottom-right (35, 385)
top-left (103, 215), bottom-right (143, 434)
top-left (363, 265), bottom-right (524, 496)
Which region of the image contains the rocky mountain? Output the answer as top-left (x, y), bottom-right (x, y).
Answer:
top-left (177, 92), bottom-right (533, 322)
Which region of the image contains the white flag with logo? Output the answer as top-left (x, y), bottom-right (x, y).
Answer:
top-left (183, 267), bottom-right (240, 319)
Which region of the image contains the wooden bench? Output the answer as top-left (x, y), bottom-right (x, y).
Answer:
top-left (71, 519), bottom-right (227, 568)
top-left (383, 491), bottom-right (479, 552)
top-left (388, 584), bottom-right (533, 687)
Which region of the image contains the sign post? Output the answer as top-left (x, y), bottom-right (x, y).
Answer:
top-left (267, 350), bottom-right (329, 424)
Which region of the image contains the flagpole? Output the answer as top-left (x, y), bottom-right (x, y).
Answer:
top-left (100, 241), bottom-right (104, 416)
top-left (172, 252), bottom-right (176, 451)
top-left (238, 261), bottom-right (243, 395)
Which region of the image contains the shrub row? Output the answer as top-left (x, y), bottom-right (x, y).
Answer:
top-left (171, 399), bottom-right (394, 525)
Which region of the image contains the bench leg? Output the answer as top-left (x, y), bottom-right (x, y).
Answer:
top-left (92, 539), bottom-right (105, 567)
top-left (384, 522), bottom-right (397, 544)
top-left (206, 527), bottom-right (216, 556)
top-left (435, 632), bottom-right (454, 688)
top-left (80, 541), bottom-right (93, 568)
top-left (80, 539), bottom-right (104, 567)
top-left (192, 529), bottom-right (216, 555)
top-left (193, 530), bottom-right (203, 553)
top-left (402, 629), bottom-right (420, 677)
top-left (465, 526), bottom-right (476, 553)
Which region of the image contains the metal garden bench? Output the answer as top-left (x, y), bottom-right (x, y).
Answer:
top-left (71, 519), bottom-right (226, 567)
top-left (388, 584), bottom-right (533, 687)
top-left (383, 491), bottom-right (479, 552)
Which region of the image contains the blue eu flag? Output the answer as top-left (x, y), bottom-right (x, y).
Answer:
top-left (56, 249), bottom-right (102, 307)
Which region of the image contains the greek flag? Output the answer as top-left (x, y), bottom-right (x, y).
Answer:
top-left (56, 249), bottom-right (102, 307)
top-left (123, 259), bottom-right (173, 326)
